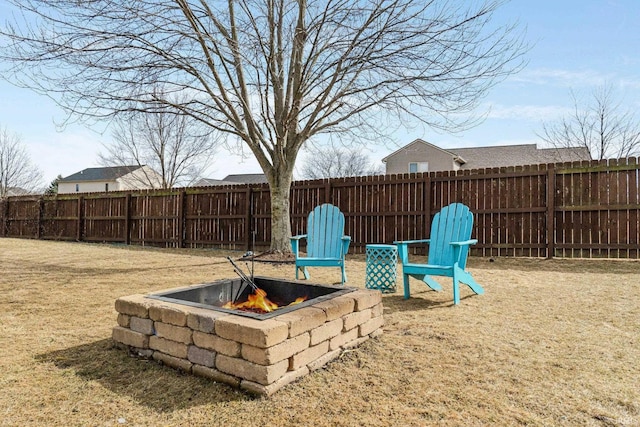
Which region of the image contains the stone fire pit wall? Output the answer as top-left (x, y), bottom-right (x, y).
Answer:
top-left (112, 288), bottom-right (383, 396)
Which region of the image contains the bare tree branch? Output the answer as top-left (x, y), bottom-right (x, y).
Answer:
top-left (0, 126), bottom-right (43, 198)
top-left (299, 143), bottom-right (384, 179)
top-left (1, 0), bottom-right (528, 250)
top-left (538, 85), bottom-right (640, 160)
top-left (98, 106), bottom-right (219, 188)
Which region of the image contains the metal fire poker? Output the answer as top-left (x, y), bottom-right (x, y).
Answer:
top-left (227, 209), bottom-right (259, 303)
top-left (227, 252), bottom-right (265, 304)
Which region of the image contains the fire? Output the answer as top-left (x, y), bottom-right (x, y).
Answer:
top-left (222, 288), bottom-right (307, 313)
top-left (289, 297), bottom-right (306, 306)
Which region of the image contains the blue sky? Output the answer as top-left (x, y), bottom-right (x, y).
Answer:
top-left (1, 0), bottom-right (639, 184)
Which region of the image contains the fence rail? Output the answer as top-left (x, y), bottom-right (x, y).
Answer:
top-left (2, 157), bottom-right (639, 258)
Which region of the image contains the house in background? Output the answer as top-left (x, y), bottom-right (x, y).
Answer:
top-left (382, 139), bottom-right (591, 174)
top-left (194, 173), bottom-right (268, 187)
top-left (57, 165), bottom-right (163, 194)
top-left (0, 186), bottom-right (32, 198)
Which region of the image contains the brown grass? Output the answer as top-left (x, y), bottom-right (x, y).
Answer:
top-left (1, 238), bottom-right (639, 427)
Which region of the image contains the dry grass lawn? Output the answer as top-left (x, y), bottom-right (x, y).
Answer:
top-left (1, 238), bottom-right (639, 426)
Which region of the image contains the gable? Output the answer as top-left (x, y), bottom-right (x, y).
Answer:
top-left (382, 138), bottom-right (459, 163)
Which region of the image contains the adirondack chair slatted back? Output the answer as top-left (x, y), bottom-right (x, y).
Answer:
top-left (428, 203), bottom-right (474, 269)
top-left (306, 204), bottom-right (345, 258)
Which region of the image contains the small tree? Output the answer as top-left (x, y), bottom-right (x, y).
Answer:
top-left (99, 108), bottom-right (218, 189)
top-left (44, 174), bottom-right (63, 195)
top-left (538, 85), bottom-right (640, 160)
top-left (0, 126), bottom-right (43, 198)
top-left (300, 144), bottom-right (383, 179)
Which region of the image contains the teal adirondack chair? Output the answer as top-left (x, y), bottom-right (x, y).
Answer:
top-left (290, 204), bottom-right (351, 285)
top-left (394, 203), bottom-right (484, 305)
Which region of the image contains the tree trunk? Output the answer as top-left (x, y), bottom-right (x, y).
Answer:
top-left (268, 166), bottom-right (294, 254)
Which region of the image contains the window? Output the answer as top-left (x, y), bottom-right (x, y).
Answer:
top-left (75, 184), bottom-right (79, 192)
top-left (105, 183), bottom-right (109, 192)
top-left (409, 162), bottom-right (429, 173)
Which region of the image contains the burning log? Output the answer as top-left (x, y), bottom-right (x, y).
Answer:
top-left (222, 287), bottom-right (307, 313)
top-left (224, 256), bottom-right (307, 313)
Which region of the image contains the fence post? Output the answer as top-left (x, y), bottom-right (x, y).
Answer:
top-left (245, 186), bottom-right (253, 251)
top-left (124, 193), bottom-right (131, 245)
top-left (37, 198), bottom-right (44, 239)
top-left (324, 180), bottom-right (332, 204)
top-left (76, 196), bottom-right (84, 241)
top-left (546, 167), bottom-right (556, 259)
top-left (1, 199), bottom-right (7, 237)
top-left (178, 190), bottom-right (186, 248)
top-left (424, 174), bottom-right (432, 237)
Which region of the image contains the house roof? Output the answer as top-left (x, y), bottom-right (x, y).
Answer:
top-left (381, 139), bottom-right (459, 163)
top-left (5, 187), bottom-right (31, 196)
top-left (193, 178), bottom-right (235, 186)
top-left (59, 166), bottom-right (143, 182)
top-left (193, 174), bottom-right (268, 187)
top-left (221, 174), bottom-right (268, 184)
top-left (450, 144), bottom-right (591, 169)
top-left (383, 139), bottom-right (591, 170)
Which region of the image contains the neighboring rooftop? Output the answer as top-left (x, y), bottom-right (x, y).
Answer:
top-left (193, 178), bottom-right (234, 187)
top-left (382, 139), bottom-right (592, 172)
top-left (59, 166), bottom-right (143, 182)
top-left (450, 144), bottom-right (591, 169)
top-left (222, 174), bottom-right (268, 184)
top-left (3, 187), bottom-right (31, 197)
top-left (194, 173), bottom-right (268, 187)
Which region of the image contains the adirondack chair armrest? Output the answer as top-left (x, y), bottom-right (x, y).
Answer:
top-left (290, 234), bottom-right (308, 258)
top-left (341, 236), bottom-right (351, 255)
top-left (450, 239), bottom-right (478, 263)
top-left (449, 239), bottom-right (478, 247)
top-left (393, 239), bottom-right (431, 245)
top-left (393, 239), bottom-right (431, 264)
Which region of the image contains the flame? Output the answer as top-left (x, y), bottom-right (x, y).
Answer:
top-left (222, 288), bottom-right (307, 313)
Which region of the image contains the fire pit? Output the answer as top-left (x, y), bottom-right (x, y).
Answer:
top-left (112, 277), bottom-right (384, 396)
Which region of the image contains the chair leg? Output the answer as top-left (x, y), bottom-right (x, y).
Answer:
top-left (458, 269), bottom-right (484, 295)
top-left (452, 276), bottom-right (461, 305)
top-left (403, 274), bottom-right (411, 299)
top-left (302, 267), bottom-right (310, 280)
top-left (421, 275), bottom-right (443, 292)
top-left (340, 265), bottom-right (347, 285)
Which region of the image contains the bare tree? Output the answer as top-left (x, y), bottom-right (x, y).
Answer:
top-left (99, 109), bottom-right (218, 189)
top-left (300, 144), bottom-right (383, 179)
top-left (0, 126), bottom-right (43, 198)
top-left (1, 0), bottom-right (527, 252)
top-left (538, 85), bottom-right (640, 160)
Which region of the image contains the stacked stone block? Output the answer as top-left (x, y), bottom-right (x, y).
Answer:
top-left (112, 288), bottom-right (384, 396)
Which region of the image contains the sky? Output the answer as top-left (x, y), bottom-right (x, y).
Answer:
top-left (1, 0), bottom-right (639, 185)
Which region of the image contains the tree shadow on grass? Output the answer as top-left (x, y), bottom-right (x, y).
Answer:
top-left (35, 339), bottom-right (253, 411)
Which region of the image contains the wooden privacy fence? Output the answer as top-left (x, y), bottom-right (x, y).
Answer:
top-left (2, 157), bottom-right (639, 258)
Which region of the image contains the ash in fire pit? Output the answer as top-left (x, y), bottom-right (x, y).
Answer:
top-left (147, 277), bottom-right (356, 319)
